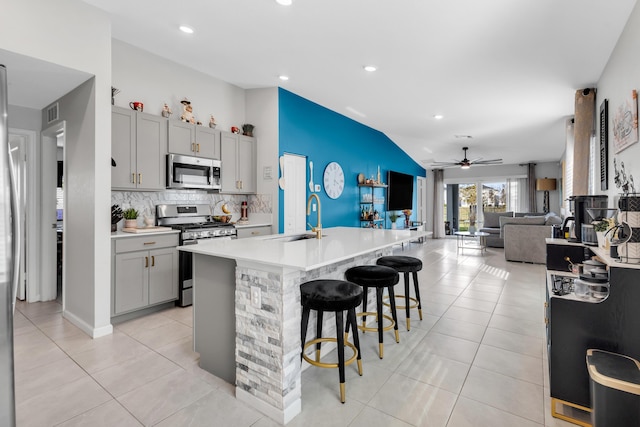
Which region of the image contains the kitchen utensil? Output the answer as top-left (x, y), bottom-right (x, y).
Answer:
top-left (309, 161), bottom-right (314, 192)
top-left (279, 156), bottom-right (285, 190)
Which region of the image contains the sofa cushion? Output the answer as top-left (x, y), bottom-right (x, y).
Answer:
top-left (499, 216), bottom-right (547, 237)
top-left (544, 212), bottom-right (563, 225)
top-left (483, 211), bottom-right (513, 228)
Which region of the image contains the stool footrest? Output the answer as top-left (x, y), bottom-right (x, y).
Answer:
top-left (302, 338), bottom-right (358, 369)
top-left (383, 295), bottom-right (419, 310)
top-left (355, 312), bottom-right (395, 332)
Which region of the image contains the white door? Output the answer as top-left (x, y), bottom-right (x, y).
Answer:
top-left (40, 124), bottom-right (63, 302)
top-left (417, 176), bottom-right (427, 224)
top-left (283, 154), bottom-right (306, 234)
top-left (8, 134), bottom-right (26, 300)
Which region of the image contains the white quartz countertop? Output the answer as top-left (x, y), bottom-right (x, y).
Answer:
top-left (547, 237), bottom-right (640, 270)
top-left (179, 226), bottom-right (429, 271)
top-left (111, 229), bottom-right (179, 239)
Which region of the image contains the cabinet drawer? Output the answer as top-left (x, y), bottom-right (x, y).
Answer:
top-left (115, 233), bottom-right (178, 253)
top-left (236, 226), bottom-right (272, 239)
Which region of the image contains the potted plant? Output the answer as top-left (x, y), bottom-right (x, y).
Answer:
top-left (594, 219), bottom-right (612, 248)
top-left (123, 208), bottom-right (139, 229)
top-left (242, 123), bottom-right (255, 137)
top-left (389, 211), bottom-right (399, 229)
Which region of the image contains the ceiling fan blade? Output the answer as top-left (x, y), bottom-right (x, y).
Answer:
top-left (469, 157), bottom-right (483, 163)
top-left (472, 158), bottom-right (503, 164)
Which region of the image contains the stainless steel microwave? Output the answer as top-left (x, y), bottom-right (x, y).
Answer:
top-left (167, 153), bottom-right (221, 190)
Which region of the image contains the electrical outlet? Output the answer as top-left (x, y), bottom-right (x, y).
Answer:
top-left (315, 184), bottom-right (321, 192)
top-left (251, 286), bottom-right (261, 307)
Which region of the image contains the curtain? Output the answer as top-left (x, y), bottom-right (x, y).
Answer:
top-left (527, 163), bottom-right (537, 212)
top-left (432, 169), bottom-right (445, 238)
top-left (506, 178), bottom-right (528, 212)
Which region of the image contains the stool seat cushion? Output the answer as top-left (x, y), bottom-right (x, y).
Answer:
top-left (377, 256), bottom-right (423, 272)
top-left (301, 280), bottom-right (363, 312)
top-left (345, 265), bottom-right (399, 288)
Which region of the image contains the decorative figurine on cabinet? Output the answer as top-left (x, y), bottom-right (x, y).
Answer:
top-left (180, 98), bottom-right (195, 124)
top-left (161, 103), bottom-right (172, 118)
top-left (209, 115), bottom-right (217, 129)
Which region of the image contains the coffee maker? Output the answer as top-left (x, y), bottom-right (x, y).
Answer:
top-left (568, 195), bottom-right (608, 243)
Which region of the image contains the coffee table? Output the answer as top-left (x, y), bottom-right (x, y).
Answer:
top-left (454, 231), bottom-right (490, 254)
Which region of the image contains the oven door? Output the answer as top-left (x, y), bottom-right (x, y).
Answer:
top-left (178, 236), bottom-right (234, 307)
top-left (167, 153), bottom-right (221, 190)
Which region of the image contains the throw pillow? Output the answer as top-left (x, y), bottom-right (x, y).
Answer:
top-left (483, 211), bottom-right (513, 228)
top-left (544, 213), bottom-right (562, 226)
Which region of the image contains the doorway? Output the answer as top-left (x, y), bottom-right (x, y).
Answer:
top-left (40, 122), bottom-right (65, 304)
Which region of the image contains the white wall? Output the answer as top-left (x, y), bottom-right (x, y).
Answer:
top-left (246, 88), bottom-right (279, 232)
top-left (1, 0), bottom-right (112, 337)
top-left (597, 1), bottom-right (640, 206)
top-left (112, 40), bottom-right (245, 131)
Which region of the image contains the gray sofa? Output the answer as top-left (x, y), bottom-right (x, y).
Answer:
top-left (499, 214), bottom-right (563, 263)
top-left (479, 211), bottom-right (514, 248)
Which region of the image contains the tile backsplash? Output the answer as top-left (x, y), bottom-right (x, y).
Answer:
top-left (111, 190), bottom-right (272, 228)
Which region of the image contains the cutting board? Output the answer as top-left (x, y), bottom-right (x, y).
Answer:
top-left (121, 226), bottom-right (173, 234)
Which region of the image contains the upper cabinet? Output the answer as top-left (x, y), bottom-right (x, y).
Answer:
top-left (168, 120), bottom-right (220, 159)
top-left (112, 106), bottom-right (167, 191)
top-left (220, 132), bottom-right (256, 194)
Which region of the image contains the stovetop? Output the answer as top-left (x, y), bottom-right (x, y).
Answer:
top-left (156, 204), bottom-right (236, 240)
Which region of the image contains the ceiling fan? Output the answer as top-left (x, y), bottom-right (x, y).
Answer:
top-left (431, 147), bottom-right (503, 169)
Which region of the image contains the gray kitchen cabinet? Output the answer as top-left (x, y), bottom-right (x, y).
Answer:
top-left (112, 233), bottom-right (179, 316)
top-left (220, 131), bottom-right (256, 193)
top-left (168, 120), bottom-right (220, 159)
top-left (236, 225), bottom-right (271, 239)
top-left (111, 106), bottom-right (167, 190)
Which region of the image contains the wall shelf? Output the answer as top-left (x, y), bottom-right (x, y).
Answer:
top-left (359, 184), bottom-right (387, 228)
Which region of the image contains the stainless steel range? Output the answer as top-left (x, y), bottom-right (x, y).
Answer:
top-left (156, 204), bottom-right (236, 306)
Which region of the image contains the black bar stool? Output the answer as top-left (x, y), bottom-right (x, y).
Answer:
top-left (376, 255), bottom-right (423, 331)
top-left (301, 279), bottom-right (363, 403)
top-left (344, 265), bottom-right (400, 359)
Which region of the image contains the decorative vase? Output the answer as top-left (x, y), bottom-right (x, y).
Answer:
top-left (596, 231), bottom-right (606, 249)
top-left (391, 222), bottom-right (397, 229)
top-left (124, 219), bottom-right (137, 229)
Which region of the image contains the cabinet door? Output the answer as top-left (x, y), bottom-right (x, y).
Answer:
top-left (136, 112), bottom-right (167, 190)
top-left (220, 131), bottom-right (239, 192)
top-left (148, 247), bottom-right (178, 305)
top-left (237, 135), bottom-right (256, 193)
top-left (195, 126), bottom-right (220, 159)
top-left (168, 120), bottom-right (196, 155)
top-left (111, 107), bottom-right (136, 189)
top-left (114, 251), bottom-right (149, 314)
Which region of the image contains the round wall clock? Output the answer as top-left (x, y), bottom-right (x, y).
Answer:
top-left (323, 161), bottom-right (345, 199)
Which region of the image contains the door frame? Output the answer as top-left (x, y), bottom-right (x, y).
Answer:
top-left (40, 121), bottom-right (66, 304)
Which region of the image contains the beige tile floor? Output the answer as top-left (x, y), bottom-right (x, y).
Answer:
top-left (12, 238), bottom-right (579, 426)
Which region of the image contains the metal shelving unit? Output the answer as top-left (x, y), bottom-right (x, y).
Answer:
top-left (358, 184), bottom-right (387, 228)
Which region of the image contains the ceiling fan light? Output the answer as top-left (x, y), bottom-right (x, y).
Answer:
top-left (461, 164), bottom-right (470, 170)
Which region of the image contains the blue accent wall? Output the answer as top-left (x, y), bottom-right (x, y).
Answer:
top-left (278, 88), bottom-right (426, 232)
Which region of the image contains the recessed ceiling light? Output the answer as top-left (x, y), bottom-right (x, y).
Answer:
top-left (454, 135), bottom-right (473, 139)
top-left (276, 0), bottom-right (292, 5)
top-left (433, 114), bottom-right (444, 120)
top-left (363, 65), bottom-right (377, 72)
top-left (279, 75), bottom-right (290, 81)
top-left (179, 25), bottom-right (194, 34)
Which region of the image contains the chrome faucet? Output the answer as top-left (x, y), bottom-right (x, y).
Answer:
top-left (306, 194), bottom-right (322, 239)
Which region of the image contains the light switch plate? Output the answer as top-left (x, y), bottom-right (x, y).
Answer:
top-left (315, 184), bottom-right (321, 192)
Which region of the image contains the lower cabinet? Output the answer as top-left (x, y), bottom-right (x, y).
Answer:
top-left (236, 225), bottom-right (271, 239)
top-left (112, 233), bottom-right (179, 316)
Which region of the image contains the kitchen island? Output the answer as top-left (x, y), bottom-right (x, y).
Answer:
top-left (179, 226), bottom-right (429, 424)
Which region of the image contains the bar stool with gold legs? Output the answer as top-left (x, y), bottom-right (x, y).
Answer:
top-left (376, 256), bottom-right (423, 331)
top-left (300, 279), bottom-right (363, 403)
top-left (344, 265), bottom-right (400, 359)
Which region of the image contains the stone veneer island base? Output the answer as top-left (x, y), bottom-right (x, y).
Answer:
top-left (180, 227), bottom-right (429, 424)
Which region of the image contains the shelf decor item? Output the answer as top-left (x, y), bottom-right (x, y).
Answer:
top-left (242, 123), bottom-right (254, 137)
top-left (123, 208), bottom-right (139, 229)
top-left (389, 212), bottom-right (399, 229)
top-left (111, 204), bottom-right (123, 232)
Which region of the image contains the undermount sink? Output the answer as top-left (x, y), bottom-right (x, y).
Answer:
top-left (267, 233), bottom-right (325, 242)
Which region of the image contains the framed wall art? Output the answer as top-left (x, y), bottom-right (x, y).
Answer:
top-left (600, 99), bottom-right (608, 190)
top-left (612, 89), bottom-right (638, 153)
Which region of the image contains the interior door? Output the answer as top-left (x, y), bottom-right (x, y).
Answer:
top-left (283, 154), bottom-right (306, 234)
top-left (40, 125), bottom-right (61, 302)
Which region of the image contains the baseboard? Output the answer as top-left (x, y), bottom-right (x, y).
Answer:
top-left (63, 310), bottom-right (113, 338)
top-left (236, 388), bottom-right (301, 425)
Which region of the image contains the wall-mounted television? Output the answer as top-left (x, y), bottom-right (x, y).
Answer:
top-left (387, 170), bottom-right (414, 211)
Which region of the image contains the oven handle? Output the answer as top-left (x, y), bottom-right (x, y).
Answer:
top-left (182, 239), bottom-right (198, 246)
